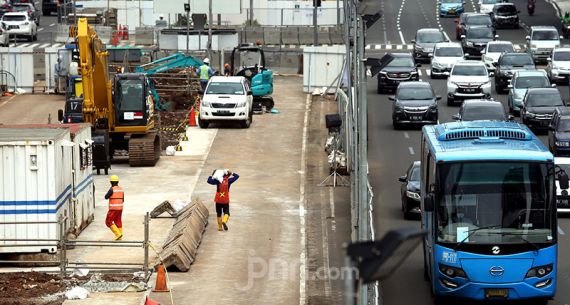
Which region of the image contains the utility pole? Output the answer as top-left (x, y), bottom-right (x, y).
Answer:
top-left (313, 1), bottom-right (318, 45)
top-left (185, 1), bottom-right (190, 53)
top-left (207, 0), bottom-right (213, 60)
top-left (249, 0), bottom-right (254, 25)
top-left (139, 0), bottom-right (142, 27)
top-left (337, 0), bottom-right (340, 25)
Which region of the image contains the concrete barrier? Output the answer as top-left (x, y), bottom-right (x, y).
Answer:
top-left (264, 27), bottom-right (281, 45)
top-left (298, 27), bottom-right (315, 45)
top-left (156, 199), bottom-right (209, 272)
top-left (135, 27), bottom-right (155, 45)
top-left (243, 27), bottom-right (264, 44)
top-left (329, 26), bottom-right (344, 45)
top-left (319, 27), bottom-right (332, 45)
top-left (281, 27), bottom-right (299, 45)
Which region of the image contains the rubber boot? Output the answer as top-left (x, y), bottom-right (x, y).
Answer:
top-left (222, 214), bottom-right (229, 231)
top-left (117, 227), bottom-right (123, 240)
top-left (217, 217), bottom-right (223, 231)
top-left (110, 224), bottom-right (122, 240)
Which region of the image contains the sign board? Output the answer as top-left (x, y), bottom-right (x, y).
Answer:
top-left (154, 0), bottom-right (241, 15)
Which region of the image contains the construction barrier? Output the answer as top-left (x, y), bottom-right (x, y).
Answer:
top-left (298, 27), bottom-right (316, 45)
top-left (263, 27), bottom-right (282, 46)
top-left (319, 27), bottom-right (332, 45)
top-left (155, 199), bottom-right (209, 271)
top-left (330, 26), bottom-right (344, 45)
top-left (281, 27), bottom-right (299, 45)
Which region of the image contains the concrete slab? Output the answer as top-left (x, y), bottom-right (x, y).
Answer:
top-left (264, 27), bottom-right (282, 45)
top-left (282, 27), bottom-right (299, 45)
top-left (62, 292), bottom-right (145, 305)
top-left (299, 27), bottom-right (316, 45)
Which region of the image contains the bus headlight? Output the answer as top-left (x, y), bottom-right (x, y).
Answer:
top-left (406, 191), bottom-right (421, 200)
top-left (439, 264), bottom-right (467, 278)
top-left (526, 264), bottom-right (553, 278)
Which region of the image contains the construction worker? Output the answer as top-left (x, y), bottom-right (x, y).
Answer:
top-left (104, 175), bottom-right (124, 240)
top-left (563, 12), bottom-right (570, 23)
top-left (199, 58), bottom-right (215, 93)
top-left (224, 63), bottom-right (231, 76)
top-left (207, 169), bottom-right (239, 231)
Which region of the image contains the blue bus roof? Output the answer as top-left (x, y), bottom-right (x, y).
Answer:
top-left (422, 121), bottom-right (553, 162)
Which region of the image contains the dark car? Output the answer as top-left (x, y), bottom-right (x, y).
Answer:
top-left (461, 26), bottom-right (497, 59)
top-left (522, 88), bottom-right (565, 130)
top-left (412, 28), bottom-right (446, 62)
top-left (12, 2), bottom-right (39, 25)
top-left (398, 161), bottom-right (421, 220)
top-left (375, 53), bottom-right (420, 94)
top-left (494, 53), bottom-right (535, 94)
top-left (455, 13), bottom-right (494, 40)
top-left (452, 99), bottom-right (511, 121)
top-left (548, 107), bottom-right (570, 156)
top-left (390, 82), bottom-right (440, 128)
top-left (490, 3), bottom-right (520, 29)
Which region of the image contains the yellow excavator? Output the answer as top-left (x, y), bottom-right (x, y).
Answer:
top-left (60, 18), bottom-right (160, 172)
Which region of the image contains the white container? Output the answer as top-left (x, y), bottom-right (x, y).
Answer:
top-left (0, 124), bottom-right (95, 253)
top-left (303, 45), bottom-right (346, 93)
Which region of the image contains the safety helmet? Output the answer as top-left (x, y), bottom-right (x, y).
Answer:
top-left (224, 63), bottom-right (230, 68)
top-left (203, 58), bottom-right (210, 64)
top-left (110, 175), bottom-right (119, 182)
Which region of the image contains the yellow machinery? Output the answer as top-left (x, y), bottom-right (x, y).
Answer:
top-left (62, 18), bottom-right (160, 170)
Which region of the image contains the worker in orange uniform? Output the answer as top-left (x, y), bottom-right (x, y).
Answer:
top-left (207, 169), bottom-right (239, 231)
top-left (104, 175), bottom-right (124, 240)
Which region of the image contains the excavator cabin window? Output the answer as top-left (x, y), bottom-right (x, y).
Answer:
top-left (114, 79), bottom-right (146, 126)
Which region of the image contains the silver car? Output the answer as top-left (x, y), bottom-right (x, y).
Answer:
top-left (430, 42), bottom-right (464, 78)
top-left (526, 26), bottom-right (562, 64)
top-left (547, 47), bottom-right (570, 84)
top-left (507, 70), bottom-right (551, 115)
top-left (481, 41), bottom-right (515, 72)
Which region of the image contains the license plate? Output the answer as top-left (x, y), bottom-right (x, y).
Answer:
top-left (485, 289), bottom-right (508, 298)
top-left (558, 199), bottom-right (569, 205)
top-left (463, 88), bottom-right (475, 93)
top-left (449, 9), bottom-right (456, 13)
top-left (411, 116), bottom-right (422, 121)
top-left (217, 110), bottom-right (230, 114)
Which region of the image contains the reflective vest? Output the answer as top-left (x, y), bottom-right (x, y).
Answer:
top-left (199, 65), bottom-right (210, 80)
top-left (109, 186), bottom-right (124, 211)
top-left (214, 177), bottom-right (230, 204)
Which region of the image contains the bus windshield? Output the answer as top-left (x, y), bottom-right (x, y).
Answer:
top-left (437, 161), bottom-right (555, 245)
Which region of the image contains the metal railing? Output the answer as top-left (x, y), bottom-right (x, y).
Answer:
top-left (0, 213), bottom-right (151, 277)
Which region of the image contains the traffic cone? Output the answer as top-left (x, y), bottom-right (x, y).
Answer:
top-left (189, 106), bottom-right (196, 127)
top-left (176, 144), bottom-right (182, 151)
top-left (145, 296), bottom-right (161, 305)
top-left (152, 264), bottom-right (170, 292)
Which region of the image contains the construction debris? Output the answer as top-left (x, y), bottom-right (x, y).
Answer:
top-left (156, 199), bottom-right (209, 271)
top-left (159, 111), bottom-right (189, 150)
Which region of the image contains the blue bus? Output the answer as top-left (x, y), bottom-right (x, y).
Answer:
top-left (420, 121), bottom-right (569, 303)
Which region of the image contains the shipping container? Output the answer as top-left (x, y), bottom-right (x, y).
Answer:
top-left (0, 124), bottom-right (95, 253)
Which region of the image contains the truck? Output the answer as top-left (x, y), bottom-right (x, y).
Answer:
top-left (421, 121), bottom-right (569, 303)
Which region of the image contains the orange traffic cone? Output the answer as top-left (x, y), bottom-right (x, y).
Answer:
top-left (189, 106), bottom-right (196, 127)
top-left (152, 264), bottom-right (170, 292)
top-left (145, 296), bottom-right (161, 305)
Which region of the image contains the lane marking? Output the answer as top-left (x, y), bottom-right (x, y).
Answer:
top-left (559, 226), bottom-right (566, 235)
top-left (29, 43), bottom-right (39, 48)
top-left (49, 23), bottom-right (55, 27)
top-left (39, 43), bottom-right (50, 48)
top-left (396, 0), bottom-right (406, 44)
top-left (299, 94), bottom-right (311, 305)
top-left (418, 69), bottom-right (422, 76)
top-left (404, 132), bottom-right (410, 139)
top-left (329, 188), bottom-right (336, 231)
top-left (409, 147), bottom-right (415, 155)
top-left (38, 28), bottom-right (44, 32)
top-left (426, 69), bottom-right (431, 76)
top-left (365, 44), bottom-right (371, 50)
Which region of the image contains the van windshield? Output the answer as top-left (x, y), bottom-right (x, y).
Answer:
top-left (532, 30), bottom-right (559, 40)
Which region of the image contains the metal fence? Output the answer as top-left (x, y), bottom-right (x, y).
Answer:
top-left (0, 213), bottom-right (151, 277)
top-left (234, 8), bottom-right (345, 26)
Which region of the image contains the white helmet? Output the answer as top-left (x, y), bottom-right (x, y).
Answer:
top-left (203, 58), bottom-right (210, 64)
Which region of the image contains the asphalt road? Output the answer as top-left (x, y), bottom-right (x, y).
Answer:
top-left (366, 0), bottom-right (570, 304)
top-left (8, 15), bottom-right (61, 46)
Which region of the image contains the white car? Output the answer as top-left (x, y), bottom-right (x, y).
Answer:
top-left (555, 157), bottom-right (570, 213)
top-left (526, 26), bottom-right (562, 64)
top-left (547, 47), bottom-right (570, 84)
top-left (1, 12), bottom-right (37, 42)
top-left (446, 61), bottom-right (492, 106)
top-left (478, 0), bottom-right (500, 14)
top-left (199, 76), bottom-right (253, 129)
top-left (430, 42), bottom-right (464, 79)
top-left (481, 41), bottom-right (515, 72)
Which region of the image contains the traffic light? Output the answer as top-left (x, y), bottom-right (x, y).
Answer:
top-left (313, 0), bottom-right (322, 7)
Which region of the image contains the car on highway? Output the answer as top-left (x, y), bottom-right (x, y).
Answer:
top-left (376, 53), bottom-right (420, 94)
top-left (452, 99), bottom-right (511, 121)
top-left (439, 0), bottom-right (465, 17)
top-left (430, 42), bottom-right (464, 78)
top-left (398, 161), bottom-right (421, 219)
top-left (454, 13), bottom-right (494, 41)
top-left (548, 108), bottom-right (570, 156)
top-left (390, 81), bottom-right (440, 128)
top-left (547, 47), bottom-right (570, 84)
top-left (412, 28), bottom-right (446, 62)
top-left (12, 2), bottom-right (39, 25)
top-left (478, 0), bottom-right (500, 14)
top-left (481, 40), bottom-right (515, 72)
top-left (494, 52), bottom-right (535, 94)
top-left (1, 11), bottom-right (36, 42)
top-left (521, 87), bottom-right (565, 130)
top-left (490, 2), bottom-right (520, 29)
top-left (446, 61), bottom-right (492, 105)
top-left (555, 157), bottom-right (570, 213)
top-left (460, 26), bottom-right (497, 59)
top-left (507, 70), bottom-right (551, 115)
top-left (198, 76), bottom-right (253, 129)
top-left (526, 26), bottom-right (562, 64)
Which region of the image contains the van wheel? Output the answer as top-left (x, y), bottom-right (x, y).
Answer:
top-left (198, 118), bottom-right (209, 129)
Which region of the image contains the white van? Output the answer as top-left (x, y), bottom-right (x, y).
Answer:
top-left (199, 76), bottom-right (253, 129)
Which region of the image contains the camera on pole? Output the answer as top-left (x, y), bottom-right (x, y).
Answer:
top-left (313, 0), bottom-right (322, 7)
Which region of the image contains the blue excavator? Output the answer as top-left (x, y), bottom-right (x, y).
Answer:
top-left (230, 44), bottom-right (274, 111)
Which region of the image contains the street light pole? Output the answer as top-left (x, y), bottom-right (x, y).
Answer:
top-left (185, 0), bottom-right (190, 53)
top-left (207, 0), bottom-right (213, 60)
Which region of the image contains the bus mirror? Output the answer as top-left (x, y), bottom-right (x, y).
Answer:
top-left (424, 193), bottom-right (435, 212)
top-left (559, 171), bottom-right (570, 190)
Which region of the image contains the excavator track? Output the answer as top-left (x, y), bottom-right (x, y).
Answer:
top-left (128, 132), bottom-right (161, 166)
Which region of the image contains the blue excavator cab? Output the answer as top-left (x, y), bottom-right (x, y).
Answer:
top-left (230, 44), bottom-right (274, 111)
